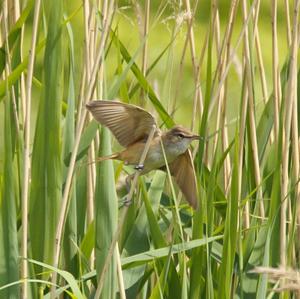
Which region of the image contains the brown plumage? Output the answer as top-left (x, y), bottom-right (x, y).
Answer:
top-left (86, 100), bottom-right (199, 209)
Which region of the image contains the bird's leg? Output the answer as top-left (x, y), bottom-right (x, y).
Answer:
top-left (123, 164), bottom-right (143, 206)
top-left (120, 195), bottom-right (132, 207)
top-left (124, 198), bottom-right (132, 206)
top-left (125, 173), bottom-right (134, 192)
top-left (123, 161), bottom-right (143, 192)
top-left (123, 173), bottom-right (135, 206)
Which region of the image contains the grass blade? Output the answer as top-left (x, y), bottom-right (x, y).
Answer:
top-left (0, 97), bottom-right (20, 298)
top-left (95, 128), bottom-right (118, 299)
top-left (29, 0), bottom-right (63, 277)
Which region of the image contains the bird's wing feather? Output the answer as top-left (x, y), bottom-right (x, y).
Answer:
top-left (167, 149), bottom-right (198, 209)
top-left (86, 100), bottom-right (159, 147)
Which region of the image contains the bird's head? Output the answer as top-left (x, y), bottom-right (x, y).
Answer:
top-left (164, 125), bottom-right (200, 151)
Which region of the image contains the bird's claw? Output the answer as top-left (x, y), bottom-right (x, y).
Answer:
top-left (123, 197), bottom-right (132, 207)
top-left (134, 164), bottom-right (144, 171)
top-left (119, 195), bottom-right (133, 207)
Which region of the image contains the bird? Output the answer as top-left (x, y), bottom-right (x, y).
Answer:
top-left (86, 100), bottom-right (199, 209)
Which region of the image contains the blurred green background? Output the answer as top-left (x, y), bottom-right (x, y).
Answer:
top-left (1, 0), bottom-right (288, 148)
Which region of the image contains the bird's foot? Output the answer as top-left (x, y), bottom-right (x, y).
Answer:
top-left (123, 197), bottom-right (132, 207)
top-left (119, 196), bottom-right (133, 207)
top-left (134, 164), bottom-right (144, 171)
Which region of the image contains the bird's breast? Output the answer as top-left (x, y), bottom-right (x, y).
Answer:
top-left (118, 139), bottom-right (186, 173)
top-left (163, 140), bottom-right (188, 160)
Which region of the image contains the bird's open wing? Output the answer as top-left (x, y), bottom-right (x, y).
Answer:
top-left (168, 149), bottom-right (198, 209)
top-left (86, 100), bottom-right (159, 147)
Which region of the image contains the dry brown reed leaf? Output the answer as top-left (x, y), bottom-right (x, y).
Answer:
top-left (251, 266), bottom-right (300, 292)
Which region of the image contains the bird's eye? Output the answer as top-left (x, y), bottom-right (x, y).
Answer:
top-left (178, 133), bottom-right (184, 138)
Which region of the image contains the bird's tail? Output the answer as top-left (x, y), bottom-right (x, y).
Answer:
top-left (88, 153), bottom-right (119, 165)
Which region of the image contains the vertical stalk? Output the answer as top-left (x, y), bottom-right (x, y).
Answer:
top-left (284, 0), bottom-right (292, 46)
top-left (183, 0), bottom-right (197, 76)
top-left (141, 0), bottom-right (150, 77)
top-left (239, 85), bottom-right (250, 229)
top-left (83, 0), bottom-right (91, 78)
top-left (280, 0), bottom-right (299, 271)
top-left (173, 0), bottom-right (204, 123)
top-left (21, 1), bottom-right (41, 298)
top-left (13, 0), bottom-right (26, 125)
top-left (212, 0), bottom-right (238, 193)
top-left (139, 0), bottom-right (150, 106)
top-left (253, 0), bottom-right (269, 106)
top-left (271, 0), bottom-right (280, 143)
top-left (221, 0), bottom-right (239, 196)
top-left (211, 3), bottom-right (221, 163)
top-left (1, 2), bottom-right (20, 297)
top-left (84, 0), bottom-right (97, 270)
top-left (116, 244), bottom-right (126, 299)
top-left (209, 0), bottom-right (258, 118)
top-left (191, 29), bottom-right (208, 131)
top-left (51, 0), bottom-right (115, 293)
top-left (184, 0), bottom-right (203, 116)
top-left (2, 0), bottom-right (20, 136)
top-left (241, 0), bottom-right (265, 218)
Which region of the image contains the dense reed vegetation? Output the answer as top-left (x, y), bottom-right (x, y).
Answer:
top-left (0, 0), bottom-right (299, 298)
